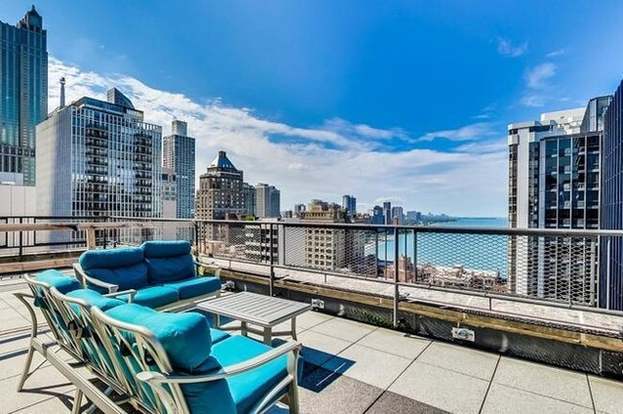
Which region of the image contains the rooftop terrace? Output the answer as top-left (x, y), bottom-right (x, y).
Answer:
top-left (2, 217), bottom-right (623, 413)
top-left (2, 283), bottom-right (623, 414)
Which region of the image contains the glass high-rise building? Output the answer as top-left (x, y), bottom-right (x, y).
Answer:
top-left (0, 6), bottom-right (48, 186)
top-left (256, 183), bottom-right (280, 218)
top-left (507, 96), bottom-right (611, 305)
top-left (162, 120), bottom-right (195, 218)
top-left (342, 195), bottom-right (357, 216)
top-left (36, 88), bottom-right (162, 217)
top-left (600, 79), bottom-right (623, 310)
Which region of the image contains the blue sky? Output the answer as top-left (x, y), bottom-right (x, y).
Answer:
top-left (4, 1), bottom-right (623, 216)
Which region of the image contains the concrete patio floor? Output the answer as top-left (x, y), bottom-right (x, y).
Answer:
top-left (1, 288), bottom-right (622, 414)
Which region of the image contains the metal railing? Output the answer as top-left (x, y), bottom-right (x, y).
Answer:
top-left (3, 216), bottom-right (623, 328)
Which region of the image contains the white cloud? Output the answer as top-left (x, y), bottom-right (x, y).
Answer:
top-left (520, 94), bottom-right (547, 107)
top-left (496, 38), bottom-right (527, 58)
top-left (416, 122), bottom-right (497, 142)
top-left (525, 62), bottom-right (557, 89)
top-left (546, 49), bottom-right (566, 58)
top-left (48, 57), bottom-right (508, 216)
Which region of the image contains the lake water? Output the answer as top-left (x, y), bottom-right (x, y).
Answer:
top-left (376, 217), bottom-right (509, 277)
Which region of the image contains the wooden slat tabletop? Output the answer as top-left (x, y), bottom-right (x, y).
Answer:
top-left (197, 292), bottom-right (311, 327)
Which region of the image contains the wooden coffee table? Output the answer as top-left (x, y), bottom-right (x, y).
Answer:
top-left (197, 292), bottom-right (311, 344)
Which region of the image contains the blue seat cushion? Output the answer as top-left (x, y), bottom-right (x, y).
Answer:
top-left (162, 277), bottom-right (220, 300)
top-left (36, 270), bottom-right (81, 294)
top-left (118, 286), bottom-right (179, 309)
top-left (79, 247), bottom-right (148, 291)
top-left (182, 335), bottom-right (289, 414)
top-left (105, 304), bottom-right (213, 372)
top-left (142, 241), bottom-right (195, 283)
top-left (67, 289), bottom-right (125, 312)
top-left (210, 328), bottom-right (230, 344)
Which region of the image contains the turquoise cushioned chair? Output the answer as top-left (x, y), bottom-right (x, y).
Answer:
top-left (142, 240), bottom-right (221, 300)
top-left (183, 335), bottom-right (289, 414)
top-left (102, 303), bottom-right (294, 414)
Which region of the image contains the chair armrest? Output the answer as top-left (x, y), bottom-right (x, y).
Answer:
top-left (194, 259), bottom-right (222, 278)
top-left (136, 340), bottom-right (301, 385)
top-left (73, 263), bottom-right (119, 293)
top-left (104, 289), bottom-right (136, 302)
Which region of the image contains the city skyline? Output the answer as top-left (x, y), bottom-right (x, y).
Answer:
top-left (4, 2), bottom-right (622, 216)
top-left (0, 2), bottom-right (622, 217)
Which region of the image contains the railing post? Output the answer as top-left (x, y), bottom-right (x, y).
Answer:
top-left (413, 229), bottom-right (417, 282)
top-left (269, 223), bottom-right (274, 297)
top-left (590, 238), bottom-right (596, 307)
top-left (606, 237), bottom-right (611, 310)
top-left (18, 217), bottom-right (23, 258)
top-left (393, 226), bottom-right (399, 328)
top-left (193, 222), bottom-right (199, 254)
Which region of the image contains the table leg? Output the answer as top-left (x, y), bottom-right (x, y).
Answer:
top-left (241, 321), bottom-right (248, 337)
top-left (263, 327), bottom-right (272, 345)
top-left (291, 317), bottom-right (297, 340)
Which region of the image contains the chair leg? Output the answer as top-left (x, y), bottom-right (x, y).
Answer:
top-left (287, 382), bottom-right (300, 414)
top-left (72, 389), bottom-right (83, 414)
top-left (16, 343), bottom-right (35, 392)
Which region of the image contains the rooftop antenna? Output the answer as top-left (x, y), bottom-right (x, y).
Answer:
top-left (59, 77), bottom-right (66, 108)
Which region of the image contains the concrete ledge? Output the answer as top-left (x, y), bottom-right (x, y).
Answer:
top-left (220, 269), bottom-right (623, 378)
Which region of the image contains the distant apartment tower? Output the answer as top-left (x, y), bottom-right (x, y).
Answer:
top-left (342, 195), bottom-right (357, 216)
top-left (507, 96), bottom-right (611, 305)
top-left (256, 183), bottom-right (281, 218)
top-left (601, 80), bottom-right (623, 310)
top-left (162, 120), bottom-right (195, 218)
top-left (294, 203), bottom-right (306, 217)
top-left (195, 151), bottom-right (244, 221)
top-left (383, 201), bottom-right (392, 224)
top-left (161, 167), bottom-right (177, 218)
top-left (371, 205), bottom-right (385, 224)
top-left (242, 182), bottom-right (256, 216)
top-left (0, 6), bottom-right (48, 186)
top-left (391, 206), bottom-right (404, 224)
top-left (36, 88), bottom-right (162, 217)
top-left (301, 200), bottom-right (347, 270)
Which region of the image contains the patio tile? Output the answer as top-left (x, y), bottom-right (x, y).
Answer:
top-left (0, 365), bottom-right (75, 413)
top-left (0, 310), bottom-right (30, 331)
top-left (416, 341), bottom-right (499, 380)
top-left (299, 365), bottom-right (384, 414)
top-left (389, 361), bottom-right (489, 414)
top-left (588, 375), bottom-right (623, 414)
top-left (11, 393), bottom-right (74, 413)
top-left (481, 383), bottom-right (593, 414)
top-left (298, 330), bottom-right (352, 367)
top-left (321, 344), bottom-right (412, 389)
top-left (356, 327), bottom-right (430, 359)
top-left (273, 311), bottom-right (334, 333)
top-left (366, 390), bottom-right (449, 414)
top-left (310, 317), bottom-right (375, 342)
top-left (0, 345), bottom-right (50, 381)
top-left (493, 357), bottom-right (592, 408)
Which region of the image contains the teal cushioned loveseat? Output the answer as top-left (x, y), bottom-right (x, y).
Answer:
top-left (74, 241), bottom-right (221, 310)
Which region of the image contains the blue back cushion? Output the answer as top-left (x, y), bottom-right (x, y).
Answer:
top-left (36, 269), bottom-right (81, 294)
top-left (105, 303), bottom-right (213, 372)
top-left (79, 247), bottom-right (148, 291)
top-left (67, 289), bottom-right (125, 312)
top-left (142, 241), bottom-right (195, 283)
top-left (33, 270), bottom-right (81, 307)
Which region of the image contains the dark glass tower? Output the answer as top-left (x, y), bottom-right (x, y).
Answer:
top-left (600, 79), bottom-right (623, 310)
top-left (0, 6), bottom-right (48, 186)
top-left (162, 120), bottom-right (196, 218)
